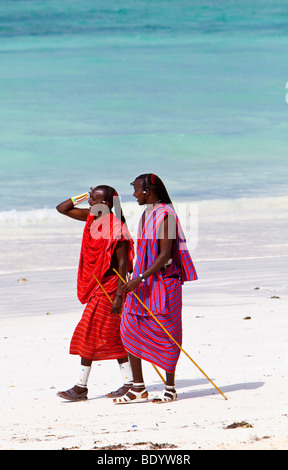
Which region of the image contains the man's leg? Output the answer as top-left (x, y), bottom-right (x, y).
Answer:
top-left (57, 358), bottom-right (91, 400)
top-left (105, 356), bottom-right (133, 398)
top-left (151, 370), bottom-right (177, 403)
top-left (127, 353), bottom-right (144, 384)
top-left (166, 371), bottom-right (175, 388)
top-left (113, 353), bottom-right (148, 403)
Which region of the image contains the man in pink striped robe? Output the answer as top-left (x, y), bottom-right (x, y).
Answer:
top-left (114, 174), bottom-right (197, 404)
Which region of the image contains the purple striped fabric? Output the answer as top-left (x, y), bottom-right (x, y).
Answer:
top-left (120, 203), bottom-right (197, 372)
top-left (123, 203), bottom-right (197, 317)
top-left (121, 276), bottom-right (182, 372)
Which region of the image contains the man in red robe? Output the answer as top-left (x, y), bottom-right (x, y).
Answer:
top-left (56, 185), bottom-right (134, 401)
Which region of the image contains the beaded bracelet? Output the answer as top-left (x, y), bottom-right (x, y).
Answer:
top-left (71, 192), bottom-right (89, 206)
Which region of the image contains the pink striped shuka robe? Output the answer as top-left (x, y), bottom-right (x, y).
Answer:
top-left (120, 203), bottom-right (197, 373)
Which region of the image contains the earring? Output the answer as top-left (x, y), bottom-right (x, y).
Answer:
top-left (143, 191), bottom-right (146, 194)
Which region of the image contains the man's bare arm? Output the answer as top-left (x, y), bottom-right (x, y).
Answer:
top-left (56, 197), bottom-right (90, 221)
top-left (123, 215), bottom-right (174, 293)
top-left (110, 241), bottom-right (127, 315)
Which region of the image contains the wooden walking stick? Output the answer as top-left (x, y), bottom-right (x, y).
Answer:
top-left (113, 269), bottom-right (228, 401)
top-left (93, 275), bottom-right (113, 303)
top-left (93, 275), bottom-right (166, 385)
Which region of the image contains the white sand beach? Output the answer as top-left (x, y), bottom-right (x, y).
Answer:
top-left (0, 197), bottom-right (288, 450)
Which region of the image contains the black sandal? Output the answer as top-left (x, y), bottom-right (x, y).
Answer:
top-left (57, 387), bottom-right (88, 401)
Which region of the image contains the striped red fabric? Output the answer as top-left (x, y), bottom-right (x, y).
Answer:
top-left (70, 212), bottom-right (134, 360)
top-left (77, 213), bottom-right (134, 304)
top-left (70, 275), bottom-right (127, 361)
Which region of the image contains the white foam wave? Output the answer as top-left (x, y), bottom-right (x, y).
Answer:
top-left (0, 207), bottom-right (64, 225)
top-left (197, 195), bottom-right (288, 215)
top-left (0, 195), bottom-right (287, 226)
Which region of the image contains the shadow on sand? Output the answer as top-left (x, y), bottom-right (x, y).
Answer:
top-left (147, 377), bottom-right (265, 400)
top-left (58, 378), bottom-right (264, 402)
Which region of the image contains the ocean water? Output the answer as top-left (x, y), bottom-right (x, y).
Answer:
top-left (0, 0), bottom-right (288, 213)
top-left (1, 1), bottom-right (288, 320)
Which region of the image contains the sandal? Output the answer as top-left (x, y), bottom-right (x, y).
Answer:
top-left (152, 386), bottom-right (177, 404)
top-left (113, 383), bottom-right (149, 404)
top-left (105, 384), bottom-right (132, 398)
top-left (57, 386), bottom-right (88, 401)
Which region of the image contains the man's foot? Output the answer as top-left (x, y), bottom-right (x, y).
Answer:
top-left (57, 385), bottom-right (88, 401)
top-left (152, 386), bottom-right (177, 403)
top-left (113, 383), bottom-right (149, 404)
top-left (105, 384), bottom-right (132, 398)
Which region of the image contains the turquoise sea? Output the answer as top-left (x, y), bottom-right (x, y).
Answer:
top-left (0, 0), bottom-right (288, 210)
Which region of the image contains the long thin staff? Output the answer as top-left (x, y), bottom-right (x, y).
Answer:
top-left (93, 275), bottom-right (113, 303)
top-left (113, 269), bottom-right (228, 401)
top-left (93, 274), bottom-right (166, 385)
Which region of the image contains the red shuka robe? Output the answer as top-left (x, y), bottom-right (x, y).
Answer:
top-left (70, 213), bottom-right (134, 361)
